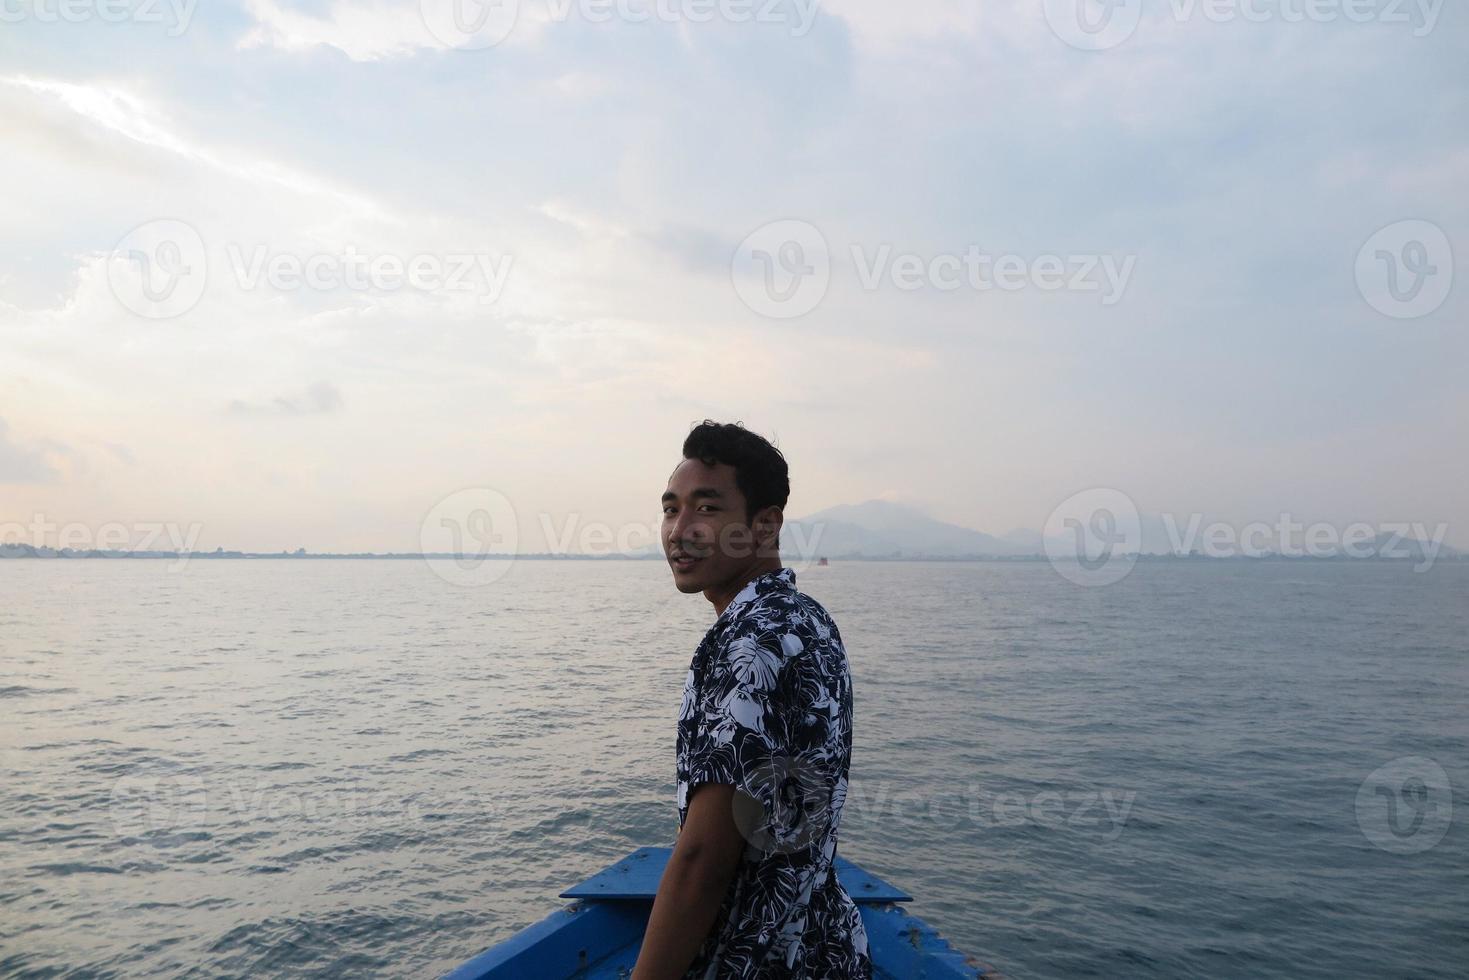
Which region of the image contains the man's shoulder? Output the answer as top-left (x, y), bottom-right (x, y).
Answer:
top-left (726, 587), bottom-right (842, 659)
top-left (738, 584), bottom-right (832, 624)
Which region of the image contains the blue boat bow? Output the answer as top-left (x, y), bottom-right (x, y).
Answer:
top-left (441, 846), bottom-right (995, 979)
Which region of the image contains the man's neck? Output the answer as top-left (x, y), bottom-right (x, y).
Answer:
top-left (707, 559), bottom-right (783, 618)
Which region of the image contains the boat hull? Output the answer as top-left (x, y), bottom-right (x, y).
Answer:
top-left (441, 847), bottom-right (993, 979)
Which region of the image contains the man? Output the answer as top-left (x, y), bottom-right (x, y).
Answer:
top-left (632, 420), bottom-right (872, 980)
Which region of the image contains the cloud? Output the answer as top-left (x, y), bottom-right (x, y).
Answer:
top-left (1, 3), bottom-right (1464, 551)
top-left (226, 382), bottom-right (345, 417)
top-left (237, 0), bottom-right (557, 61)
top-left (0, 75), bottom-right (384, 217)
top-left (638, 224), bottom-right (734, 276)
top-left (536, 200), bottom-right (632, 240)
top-left (823, 0), bottom-right (988, 52)
top-left (0, 418), bottom-right (59, 484)
top-left (238, 0), bottom-right (443, 61)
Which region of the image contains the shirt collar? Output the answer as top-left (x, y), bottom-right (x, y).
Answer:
top-left (715, 566), bottom-right (796, 626)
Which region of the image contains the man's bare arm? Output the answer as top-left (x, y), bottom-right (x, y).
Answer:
top-left (630, 783), bottom-right (747, 980)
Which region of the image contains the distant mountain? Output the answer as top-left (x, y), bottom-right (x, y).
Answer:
top-left (782, 500), bottom-right (1038, 559)
top-left (1360, 531), bottom-right (1460, 561)
top-left (999, 528), bottom-right (1046, 551)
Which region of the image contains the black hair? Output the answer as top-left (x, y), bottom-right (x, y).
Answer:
top-left (681, 420), bottom-right (790, 524)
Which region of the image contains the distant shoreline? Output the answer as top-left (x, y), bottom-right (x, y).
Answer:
top-left (1, 549), bottom-right (1463, 562)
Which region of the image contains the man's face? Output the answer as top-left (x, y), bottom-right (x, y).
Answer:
top-left (661, 457), bottom-right (774, 595)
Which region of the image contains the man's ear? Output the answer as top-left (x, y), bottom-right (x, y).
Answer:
top-left (753, 506), bottom-right (783, 554)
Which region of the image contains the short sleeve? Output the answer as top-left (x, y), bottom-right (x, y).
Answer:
top-left (685, 626), bottom-right (797, 855)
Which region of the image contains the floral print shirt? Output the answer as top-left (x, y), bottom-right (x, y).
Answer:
top-left (675, 566), bottom-right (872, 979)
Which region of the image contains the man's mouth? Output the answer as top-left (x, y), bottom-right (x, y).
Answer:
top-left (670, 552), bottom-right (704, 572)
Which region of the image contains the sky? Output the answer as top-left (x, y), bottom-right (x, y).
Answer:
top-left (1, 0), bottom-right (1465, 554)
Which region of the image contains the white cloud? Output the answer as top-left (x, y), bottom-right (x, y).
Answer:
top-left (226, 382), bottom-right (346, 417)
top-left (822, 0), bottom-right (988, 52)
top-left (1, 75), bottom-right (384, 216)
top-left (238, 0), bottom-right (442, 61)
top-left (546, 71), bottom-right (610, 99)
top-left (1, 4), bottom-right (1465, 549)
top-left (536, 200), bottom-right (632, 240)
top-left (0, 417), bottom-right (60, 485)
top-left (237, 0), bottom-right (559, 61)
